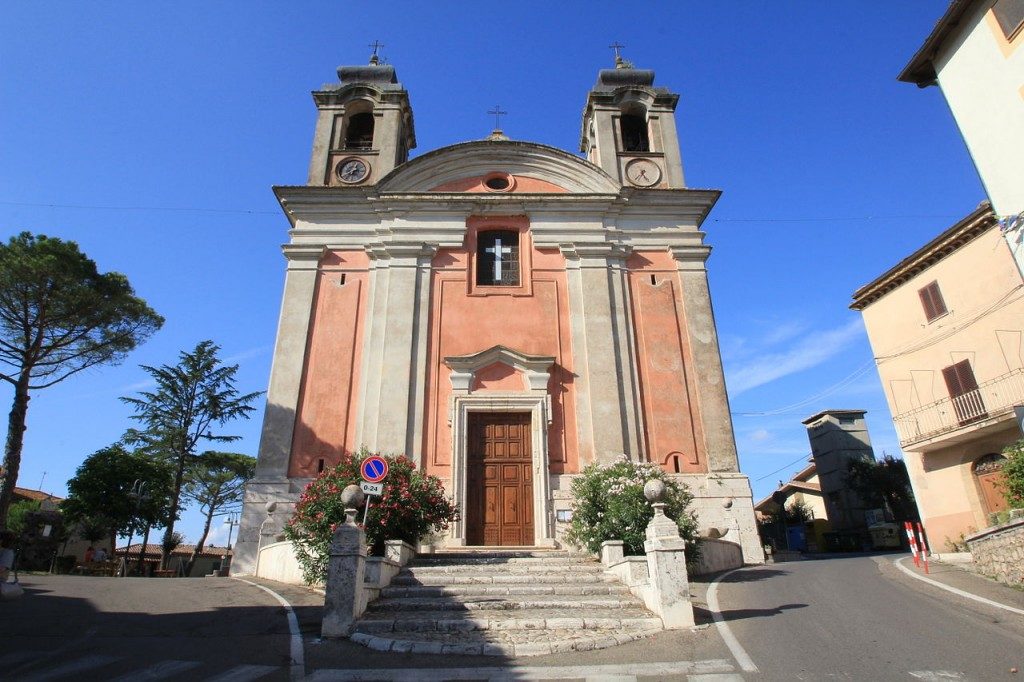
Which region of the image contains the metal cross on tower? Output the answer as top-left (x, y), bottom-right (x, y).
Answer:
top-left (609, 41), bottom-right (626, 66)
top-left (485, 237), bottom-right (512, 282)
top-left (368, 40), bottom-right (385, 64)
top-left (487, 105), bottom-right (507, 131)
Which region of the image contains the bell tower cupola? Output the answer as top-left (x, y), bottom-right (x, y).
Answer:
top-left (306, 49), bottom-right (416, 187)
top-left (580, 55), bottom-right (685, 189)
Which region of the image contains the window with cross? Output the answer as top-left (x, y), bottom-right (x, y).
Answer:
top-left (476, 230), bottom-right (520, 286)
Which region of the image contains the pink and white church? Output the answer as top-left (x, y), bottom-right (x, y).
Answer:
top-left (232, 56), bottom-right (762, 574)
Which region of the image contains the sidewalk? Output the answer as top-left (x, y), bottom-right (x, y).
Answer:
top-left (894, 554), bottom-right (1024, 614)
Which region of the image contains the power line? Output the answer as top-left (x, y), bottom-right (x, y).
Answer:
top-left (755, 453), bottom-right (812, 482)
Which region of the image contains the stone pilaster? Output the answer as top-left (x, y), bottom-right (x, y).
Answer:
top-left (672, 247), bottom-right (739, 472)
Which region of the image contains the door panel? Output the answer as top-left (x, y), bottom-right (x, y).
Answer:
top-left (466, 413), bottom-right (534, 546)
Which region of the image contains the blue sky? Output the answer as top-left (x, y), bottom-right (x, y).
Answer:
top-left (1, 2), bottom-right (982, 545)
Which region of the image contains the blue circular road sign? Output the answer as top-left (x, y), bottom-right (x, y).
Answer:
top-left (361, 456), bottom-right (389, 483)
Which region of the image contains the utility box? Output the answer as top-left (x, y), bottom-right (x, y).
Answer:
top-left (869, 523), bottom-right (901, 549)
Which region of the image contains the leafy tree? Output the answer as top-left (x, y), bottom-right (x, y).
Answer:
top-left (0, 232), bottom-right (163, 525)
top-left (121, 341), bottom-right (261, 568)
top-left (62, 445), bottom-right (175, 554)
top-left (1000, 439), bottom-right (1024, 508)
top-left (181, 451), bottom-right (255, 575)
top-left (845, 454), bottom-right (920, 522)
top-left (784, 499), bottom-right (813, 525)
top-left (6, 499), bottom-right (39, 534)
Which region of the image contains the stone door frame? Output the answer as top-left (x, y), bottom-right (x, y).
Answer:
top-left (444, 345), bottom-right (557, 547)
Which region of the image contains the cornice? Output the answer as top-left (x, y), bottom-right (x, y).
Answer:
top-left (850, 202), bottom-right (997, 310)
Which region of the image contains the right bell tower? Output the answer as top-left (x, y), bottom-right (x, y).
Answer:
top-left (580, 53), bottom-right (686, 189)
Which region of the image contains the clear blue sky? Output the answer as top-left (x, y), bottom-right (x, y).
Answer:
top-left (2, 2), bottom-right (981, 545)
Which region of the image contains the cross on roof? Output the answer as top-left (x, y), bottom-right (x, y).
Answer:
top-left (487, 105), bottom-right (507, 131)
top-left (609, 41), bottom-right (626, 65)
top-left (368, 40), bottom-right (384, 64)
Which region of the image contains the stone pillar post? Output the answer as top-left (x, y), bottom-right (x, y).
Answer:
top-left (643, 480), bottom-right (694, 629)
top-left (321, 486), bottom-right (368, 639)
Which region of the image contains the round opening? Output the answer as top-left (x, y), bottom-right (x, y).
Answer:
top-left (485, 175), bottom-right (510, 191)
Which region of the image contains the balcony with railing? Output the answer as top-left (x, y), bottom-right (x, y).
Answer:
top-left (893, 368), bottom-right (1024, 449)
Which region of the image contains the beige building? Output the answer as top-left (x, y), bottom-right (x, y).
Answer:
top-left (851, 204), bottom-right (1023, 546)
top-left (900, 0), bottom-right (1024, 272)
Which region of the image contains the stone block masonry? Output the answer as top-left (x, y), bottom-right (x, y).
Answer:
top-left (966, 516), bottom-right (1024, 586)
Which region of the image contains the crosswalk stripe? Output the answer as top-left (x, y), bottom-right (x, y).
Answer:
top-left (307, 660), bottom-right (735, 681)
top-left (19, 654), bottom-right (120, 682)
top-left (205, 664), bottom-right (280, 682)
top-left (110, 659), bottom-right (201, 681)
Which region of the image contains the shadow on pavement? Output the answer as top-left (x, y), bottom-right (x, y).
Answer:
top-left (694, 602), bottom-right (807, 623)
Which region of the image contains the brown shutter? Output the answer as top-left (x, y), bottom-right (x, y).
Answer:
top-left (918, 281), bottom-right (947, 321)
top-left (942, 360), bottom-right (985, 424)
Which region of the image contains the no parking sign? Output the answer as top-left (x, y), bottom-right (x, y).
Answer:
top-left (360, 456), bottom-right (389, 483)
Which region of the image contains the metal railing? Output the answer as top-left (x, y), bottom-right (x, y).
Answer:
top-left (893, 368), bottom-right (1024, 447)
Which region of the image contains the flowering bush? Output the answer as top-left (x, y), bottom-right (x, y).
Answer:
top-left (564, 457), bottom-right (698, 558)
top-left (284, 451), bottom-right (458, 584)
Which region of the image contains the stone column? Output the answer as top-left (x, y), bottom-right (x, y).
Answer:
top-left (322, 486), bottom-right (368, 639)
top-left (672, 247), bottom-right (739, 472)
top-left (562, 243), bottom-right (643, 463)
top-left (643, 480), bottom-right (694, 629)
top-left (233, 246), bottom-right (321, 575)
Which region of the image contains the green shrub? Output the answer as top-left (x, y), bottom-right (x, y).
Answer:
top-left (564, 457), bottom-right (698, 557)
top-left (1001, 439), bottom-right (1024, 508)
top-left (284, 451), bottom-right (457, 585)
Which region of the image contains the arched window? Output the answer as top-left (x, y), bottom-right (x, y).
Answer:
top-left (972, 453), bottom-right (1010, 517)
top-left (344, 112), bottom-right (375, 150)
top-left (476, 230), bottom-right (519, 286)
top-left (619, 108), bottom-right (649, 152)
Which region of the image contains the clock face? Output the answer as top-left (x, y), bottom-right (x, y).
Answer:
top-left (337, 157), bottom-right (370, 184)
top-left (624, 158), bottom-right (662, 187)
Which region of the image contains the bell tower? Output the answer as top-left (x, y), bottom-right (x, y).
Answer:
top-left (306, 49), bottom-right (416, 187)
top-left (580, 53), bottom-right (685, 189)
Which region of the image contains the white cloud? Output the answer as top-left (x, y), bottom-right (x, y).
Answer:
top-left (727, 318), bottom-right (865, 395)
top-left (749, 428), bottom-right (772, 442)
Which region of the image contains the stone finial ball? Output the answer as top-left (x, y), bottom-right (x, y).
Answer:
top-left (264, 501), bottom-right (277, 514)
top-left (643, 479), bottom-right (667, 503)
top-left (340, 484), bottom-right (365, 508)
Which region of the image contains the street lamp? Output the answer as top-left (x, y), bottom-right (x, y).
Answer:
top-left (123, 480), bottom-right (149, 577)
top-left (223, 513), bottom-right (240, 573)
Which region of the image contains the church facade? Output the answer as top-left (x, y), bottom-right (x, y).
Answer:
top-left (232, 57), bottom-right (762, 574)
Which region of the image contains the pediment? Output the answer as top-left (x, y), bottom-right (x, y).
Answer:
top-left (444, 345), bottom-right (555, 392)
top-left (377, 141), bottom-right (620, 194)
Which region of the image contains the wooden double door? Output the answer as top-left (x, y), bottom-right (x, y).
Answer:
top-left (466, 412), bottom-right (534, 546)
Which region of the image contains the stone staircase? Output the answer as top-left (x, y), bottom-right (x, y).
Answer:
top-left (350, 550), bottom-right (663, 656)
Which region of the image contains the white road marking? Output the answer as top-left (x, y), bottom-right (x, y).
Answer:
top-left (688, 675), bottom-right (746, 681)
top-left (205, 664), bottom-right (279, 681)
top-left (908, 671), bottom-right (967, 680)
top-left (706, 567), bottom-right (759, 674)
top-left (894, 557), bottom-right (1024, 616)
top-left (307, 659), bottom-right (735, 681)
top-left (110, 659), bottom-right (201, 681)
top-left (233, 577), bottom-right (305, 680)
top-left (19, 654), bottom-right (120, 682)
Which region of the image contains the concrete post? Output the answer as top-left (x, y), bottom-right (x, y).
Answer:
top-left (321, 486), bottom-right (367, 639)
top-left (643, 480), bottom-right (695, 629)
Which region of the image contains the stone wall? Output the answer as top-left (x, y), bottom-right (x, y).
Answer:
top-left (966, 517), bottom-right (1024, 586)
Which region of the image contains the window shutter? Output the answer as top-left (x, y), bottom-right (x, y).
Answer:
top-left (918, 281), bottom-right (947, 321)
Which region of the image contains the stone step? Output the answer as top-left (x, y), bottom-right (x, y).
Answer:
top-left (367, 595), bottom-right (645, 611)
top-left (413, 552), bottom-right (585, 566)
top-left (402, 562), bottom-right (607, 576)
top-left (349, 626), bottom-right (661, 657)
top-left (381, 583), bottom-right (631, 598)
top-left (355, 610), bottom-right (661, 633)
top-left (390, 572), bottom-right (619, 586)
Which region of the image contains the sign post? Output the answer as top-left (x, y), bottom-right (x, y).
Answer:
top-left (359, 456), bottom-right (390, 522)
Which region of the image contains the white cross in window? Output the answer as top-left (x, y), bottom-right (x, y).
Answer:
top-left (485, 237), bottom-right (512, 282)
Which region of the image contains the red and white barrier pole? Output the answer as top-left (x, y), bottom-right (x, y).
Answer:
top-left (916, 522), bottom-right (929, 574)
top-left (905, 521), bottom-right (920, 567)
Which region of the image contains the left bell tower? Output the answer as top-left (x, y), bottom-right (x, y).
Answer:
top-left (306, 51), bottom-right (416, 187)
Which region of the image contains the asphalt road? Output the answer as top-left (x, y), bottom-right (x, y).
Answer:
top-left (709, 555), bottom-right (1024, 681)
top-left (4, 556), bottom-right (1023, 681)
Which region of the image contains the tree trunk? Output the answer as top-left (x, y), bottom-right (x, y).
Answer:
top-left (160, 452), bottom-right (187, 569)
top-left (137, 523), bottom-right (151, 576)
top-left (0, 372), bottom-right (31, 527)
top-left (185, 505), bottom-right (216, 576)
